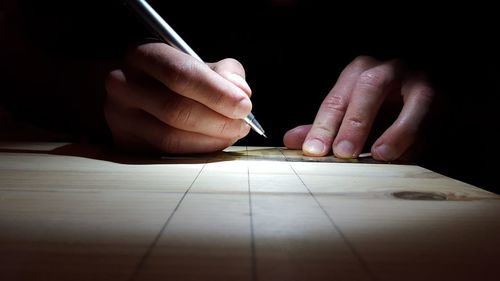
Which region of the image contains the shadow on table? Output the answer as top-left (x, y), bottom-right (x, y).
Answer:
top-left (0, 142), bottom-right (388, 165)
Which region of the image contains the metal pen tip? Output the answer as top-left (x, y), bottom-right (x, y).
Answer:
top-left (244, 113), bottom-right (266, 138)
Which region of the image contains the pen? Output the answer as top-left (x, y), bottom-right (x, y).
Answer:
top-left (126, 0), bottom-right (267, 138)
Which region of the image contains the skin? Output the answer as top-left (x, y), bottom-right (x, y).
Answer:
top-left (283, 56), bottom-right (434, 161)
top-left (1, 1), bottom-right (435, 160)
top-left (105, 43), bottom-right (252, 154)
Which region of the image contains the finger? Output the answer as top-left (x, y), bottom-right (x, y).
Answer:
top-left (283, 124), bottom-right (312, 149)
top-left (332, 59), bottom-right (402, 158)
top-left (107, 106), bottom-right (240, 154)
top-left (372, 74), bottom-right (434, 161)
top-left (209, 58), bottom-right (252, 97)
top-left (303, 56), bottom-right (379, 156)
top-left (104, 104), bottom-right (147, 151)
top-left (105, 69), bottom-right (251, 139)
top-left (126, 43), bottom-right (252, 119)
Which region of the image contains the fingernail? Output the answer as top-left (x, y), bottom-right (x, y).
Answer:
top-left (228, 73), bottom-right (251, 95)
top-left (233, 98), bottom-right (252, 118)
top-left (333, 140), bottom-right (355, 158)
top-left (303, 139), bottom-right (326, 155)
top-left (375, 144), bottom-right (397, 161)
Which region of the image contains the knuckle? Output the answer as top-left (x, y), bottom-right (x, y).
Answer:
top-left (210, 91), bottom-right (226, 108)
top-left (416, 85), bottom-right (435, 104)
top-left (346, 116), bottom-right (369, 131)
top-left (159, 97), bottom-right (175, 121)
top-left (173, 105), bottom-right (194, 127)
top-left (310, 124), bottom-right (335, 142)
top-left (104, 71), bottom-right (129, 105)
top-left (219, 58), bottom-right (244, 70)
top-left (168, 59), bottom-right (201, 95)
top-left (126, 42), bottom-right (160, 63)
top-left (350, 55), bottom-right (376, 70)
top-left (104, 70), bottom-right (125, 94)
top-left (321, 94), bottom-right (347, 113)
top-left (161, 97), bottom-right (195, 127)
top-left (357, 68), bottom-right (390, 90)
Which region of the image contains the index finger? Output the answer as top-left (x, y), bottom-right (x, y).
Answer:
top-left (126, 43), bottom-right (252, 119)
top-left (302, 56), bottom-right (379, 156)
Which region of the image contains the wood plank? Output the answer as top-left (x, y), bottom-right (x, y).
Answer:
top-left (0, 143), bottom-right (498, 281)
top-left (315, 197), bottom-right (500, 281)
top-left (248, 158), bottom-right (372, 280)
top-left (0, 191), bottom-right (184, 281)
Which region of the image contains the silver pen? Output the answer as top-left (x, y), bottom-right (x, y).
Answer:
top-left (126, 0), bottom-right (267, 138)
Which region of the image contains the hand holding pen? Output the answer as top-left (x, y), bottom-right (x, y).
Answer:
top-left (104, 0), bottom-right (264, 154)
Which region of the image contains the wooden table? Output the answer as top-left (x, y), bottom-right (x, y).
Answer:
top-left (1, 142), bottom-right (499, 281)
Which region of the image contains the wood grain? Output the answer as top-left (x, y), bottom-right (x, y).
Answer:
top-left (0, 142), bottom-right (499, 281)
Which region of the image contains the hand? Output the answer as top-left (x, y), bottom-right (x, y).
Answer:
top-left (104, 43), bottom-right (252, 154)
top-left (283, 56), bottom-right (434, 161)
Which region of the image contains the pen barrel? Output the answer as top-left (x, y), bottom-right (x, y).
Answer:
top-left (127, 0), bottom-right (266, 137)
top-left (127, 0), bottom-right (203, 62)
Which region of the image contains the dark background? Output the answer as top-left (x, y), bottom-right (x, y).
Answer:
top-left (3, 0), bottom-right (499, 193)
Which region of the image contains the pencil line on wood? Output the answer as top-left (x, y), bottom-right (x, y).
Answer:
top-left (246, 146), bottom-right (259, 281)
top-left (283, 149), bottom-right (378, 281)
top-left (129, 162), bottom-right (208, 281)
